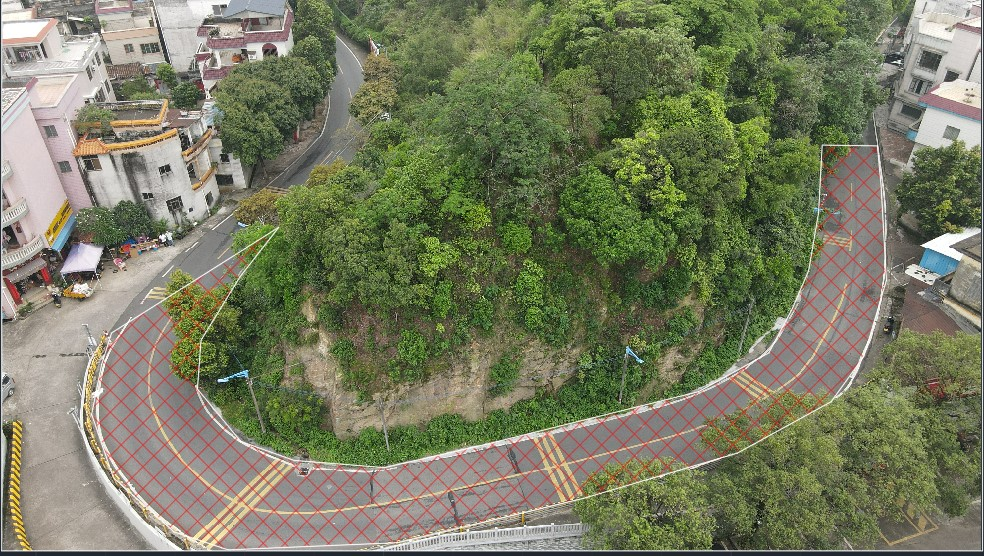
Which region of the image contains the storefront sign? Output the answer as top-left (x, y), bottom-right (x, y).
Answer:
top-left (45, 200), bottom-right (73, 245)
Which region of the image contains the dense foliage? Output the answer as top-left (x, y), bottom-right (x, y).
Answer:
top-left (75, 201), bottom-right (167, 246)
top-left (896, 141), bottom-right (983, 237)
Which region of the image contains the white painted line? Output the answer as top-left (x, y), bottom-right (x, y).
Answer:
top-left (338, 36), bottom-right (363, 70)
top-left (347, 86), bottom-right (352, 98)
top-left (184, 240), bottom-right (200, 253)
top-left (265, 91), bottom-right (332, 187)
top-left (217, 247), bottom-right (230, 260)
top-left (161, 264), bottom-right (174, 278)
top-left (212, 211), bottom-right (236, 230)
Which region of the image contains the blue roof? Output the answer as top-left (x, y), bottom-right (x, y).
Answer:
top-left (223, 0), bottom-right (286, 18)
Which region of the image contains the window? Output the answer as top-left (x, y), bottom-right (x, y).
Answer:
top-left (142, 192), bottom-right (155, 200)
top-left (944, 70), bottom-right (960, 82)
top-left (918, 50), bottom-right (943, 72)
top-left (187, 162), bottom-right (198, 180)
top-left (140, 43), bottom-right (161, 54)
top-left (908, 78), bottom-right (931, 95)
top-left (86, 66), bottom-right (93, 80)
top-left (57, 161), bottom-right (72, 173)
top-left (104, 80), bottom-right (111, 95)
top-left (95, 55), bottom-right (101, 66)
top-left (81, 155), bottom-right (102, 171)
top-left (95, 88), bottom-right (106, 103)
top-left (219, 153), bottom-right (230, 163)
top-left (943, 125), bottom-right (960, 140)
top-left (205, 192), bottom-right (214, 206)
top-left (166, 196), bottom-right (184, 212)
top-left (124, 44), bottom-right (134, 54)
top-left (43, 125), bottom-right (58, 138)
top-left (158, 164), bottom-right (172, 176)
top-left (216, 173), bottom-right (234, 185)
top-left (899, 104), bottom-right (923, 119)
top-left (213, 4), bottom-right (227, 15)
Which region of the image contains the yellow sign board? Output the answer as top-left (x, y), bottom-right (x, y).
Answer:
top-left (45, 200), bottom-right (73, 245)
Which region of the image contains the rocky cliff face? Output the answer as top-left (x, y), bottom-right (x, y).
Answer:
top-left (290, 297), bottom-right (586, 439)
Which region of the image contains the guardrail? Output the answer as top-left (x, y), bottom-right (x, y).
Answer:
top-left (377, 523), bottom-right (588, 551)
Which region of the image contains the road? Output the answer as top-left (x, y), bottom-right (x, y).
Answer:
top-left (85, 146), bottom-right (887, 549)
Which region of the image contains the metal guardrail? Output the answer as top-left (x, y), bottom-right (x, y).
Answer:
top-left (376, 523), bottom-right (588, 551)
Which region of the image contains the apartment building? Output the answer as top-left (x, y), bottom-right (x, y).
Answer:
top-left (195, 0), bottom-right (294, 95)
top-left (96, 0), bottom-right (167, 68)
top-left (71, 99), bottom-right (248, 229)
top-left (153, 0), bottom-right (243, 74)
top-left (2, 86), bottom-right (76, 319)
top-left (907, 79), bottom-right (982, 166)
top-left (888, 11), bottom-right (982, 133)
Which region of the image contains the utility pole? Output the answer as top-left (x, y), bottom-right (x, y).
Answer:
top-left (737, 296), bottom-right (756, 355)
top-left (619, 346), bottom-right (645, 405)
top-left (218, 370), bottom-right (265, 434)
top-left (378, 399), bottom-right (390, 451)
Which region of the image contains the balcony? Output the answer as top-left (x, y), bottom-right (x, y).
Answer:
top-left (1, 197), bottom-right (29, 229)
top-left (182, 129), bottom-right (213, 162)
top-left (1, 160), bottom-right (10, 183)
top-left (3, 35), bottom-right (101, 78)
top-left (1, 235), bottom-right (44, 271)
top-left (191, 164), bottom-right (216, 191)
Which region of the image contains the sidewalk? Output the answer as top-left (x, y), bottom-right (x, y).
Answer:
top-left (0, 203), bottom-right (237, 550)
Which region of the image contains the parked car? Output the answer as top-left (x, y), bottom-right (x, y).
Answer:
top-left (2, 372), bottom-right (14, 401)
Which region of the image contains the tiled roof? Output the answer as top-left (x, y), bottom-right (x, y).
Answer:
top-left (1, 87), bottom-right (25, 115)
top-left (224, 0), bottom-right (286, 18)
top-left (106, 62), bottom-right (145, 81)
top-left (73, 137), bottom-right (111, 156)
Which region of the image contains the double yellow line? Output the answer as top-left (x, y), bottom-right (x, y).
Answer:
top-left (734, 372), bottom-right (771, 399)
top-left (193, 459), bottom-right (290, 547)
top-left (825, 234), bottom-right (853, 250)
top-left (533, 434), bottom-right (581, 502)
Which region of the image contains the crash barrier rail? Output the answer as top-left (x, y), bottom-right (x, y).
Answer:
top-left (6, 420), bottom-right (32, 550)
top-left (376, 522), bottom-right (588, 551)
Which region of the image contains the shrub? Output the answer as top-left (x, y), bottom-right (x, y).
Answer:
top-left (489, 353), bottom-right (522, 397)
top-left (500, 222), bottom-right (532, 255)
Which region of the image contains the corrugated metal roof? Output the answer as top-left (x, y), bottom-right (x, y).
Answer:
top-left (224, 0), bottom-right (286, 18)
top-left (921, 228), bottom-right (983, 261)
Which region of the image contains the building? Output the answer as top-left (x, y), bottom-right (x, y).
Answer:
top-left (912, 0), bottom-right (980, 18)
top-left (195, 0), bottom-right (294, 95)
top-left (71, 99), bottom-right (248, 229)
top-left (95, 0), bottom-right (167, 68)
top-left (918, 227), bottom-right (982, 276)
top-left (153, 0), bottom-right (244, 75)
top-left (907, 80), bottom-right (982, 166)
top-left (941, 232), bottom-right (982, 329)
top-left (2, 87), bottom-right (77, 319)
top-left (887, 12), bottom-right (982, 134)
top-left (1, 14), bottom-right (116, 105)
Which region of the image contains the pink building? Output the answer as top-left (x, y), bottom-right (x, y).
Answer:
top-left (2, 85), bottom-right (76, 319)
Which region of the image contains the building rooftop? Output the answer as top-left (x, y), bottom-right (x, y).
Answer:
top-left (919, 79), bottom-right (982, 121)
top-left (922, 227), bottom-right (983, 260)
top-left (1, 87), bottom-right (25, 115)
top-left (30, 74), bottom-right (76, 108)
top-left (106, 62), bottom-right (145, 80)
top-left (0, 8), bottom-right (36, 21)
top-left (955, 15), bottom-right (982, 33)
top-left (224, 0), bottom-right (287, 18)
top-left (951, 232), bottom-right (982, 262)
top-left (0, 18), bottom-right (57, 44)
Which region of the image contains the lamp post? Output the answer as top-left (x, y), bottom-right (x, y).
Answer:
top-left (619, 346), bottom-right (645, 405)
top-left (218, 369), bottom-right (266, 434)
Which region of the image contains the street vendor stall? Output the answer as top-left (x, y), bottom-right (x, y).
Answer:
top-left (59, 243), bottom-right (104, 280)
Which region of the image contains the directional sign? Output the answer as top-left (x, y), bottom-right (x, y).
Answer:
top-left (217, 370), bottom-right (249, 383)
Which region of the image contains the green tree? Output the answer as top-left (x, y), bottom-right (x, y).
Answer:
top-left (575, 459), bottom-right (715, 550)
top-left (75, 105), bottom-right (115, 136)
top-left (75, 206), bottom-right (127, 246)
top-left (816, 37), bottom-right (886, 141)
top-left (170, 82), bottom-right (202, 109)
top-left (349, 73), bottom-right (397, 125)
top-left (120, 77), bottom-right (157, 100)
top-left (215, 102), bottom-right (285, 166)
top-left (843, 0), bottom-right (893, 41)
top-left (870, 329), bottom-right (982, 402)
top-left (896, 141), bottom-right (983, 236)
top-left (230, 56), bottom-right (325, 118)
top-left (163, 269), bottom-right (237, 382)
top-left (548, 65), bottom-right (611, 148)
top-left (215, 74), bottom-right (301, 139)
top-left (294, 0), bottom-right (336, 57)
top-left (156, 63), bottom-right (178, 89)
top-left (111, 200), bottom-right (155, 239)
top-left (234, 189), bottom-right (282, 225)
top-left (394, 19), bottom-right (469, 95)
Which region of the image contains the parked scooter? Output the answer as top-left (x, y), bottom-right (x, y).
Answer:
top-left (48, 284), bottom-right (62, 308)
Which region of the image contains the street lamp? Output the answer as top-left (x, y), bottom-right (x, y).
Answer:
top-left (217, 369), bottom-right (266, 434)
top-left (619, 346), bottom-right (645, 405)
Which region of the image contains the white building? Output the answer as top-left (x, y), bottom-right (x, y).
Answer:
top-left (153, 0), bottom-right (242, 75)
top-left (96, 0), bottom-right (167, 68)
top-left (71, 99), bottom-right (248, 228)
top-left (195, 0), bottom-right (294, 96)
top-left (1, 15), bottom-right (116, 105)
top-left (907, 79), bottom-right (982, 166)
top-left (888, 12), bottom-right (982, 133)
top-left (911, 0), bottom-right (980, 18)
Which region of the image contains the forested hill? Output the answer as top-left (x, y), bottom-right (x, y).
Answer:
top-left (226, 0), bottom-right (892, 414)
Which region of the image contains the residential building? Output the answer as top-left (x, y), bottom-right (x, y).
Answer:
top-left (912, 0), bottom-right (979, 17)
top-left (907, 79), bottom-right (982, 166)
top-left (153, 0), bottom-right (243, 75)
top-left (195, 0), bottom-right (294, 95)
top-left (71, 99), bottom-right (247, 229)
top-left (2, 86), bottom-right (77, 319)
top-left (918, 227), bottom-right (982, 276)
top-left (941, 232), bottom-right (982, 329)
top-left (96, 0), bottom-right (167, 68)
top-left (1, 14), bottom-right (116, 105)
top-left (888, 12), bottom-right (982, 134)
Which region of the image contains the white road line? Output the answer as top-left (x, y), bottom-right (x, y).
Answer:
top-left (161, 264), bottom-right (174, 278)
top-left (184, 241), bottom-right (200, 253)
top-left (217, 247), bottom-right (230, 260)
top-left (320, 150), bottom-right (338, 165)
top-left (347, 87), bottom-right (352, 98)
top-left (212, 211), bottom-right (236, 230)
top-left (338, 37), bottom-right (363, 70)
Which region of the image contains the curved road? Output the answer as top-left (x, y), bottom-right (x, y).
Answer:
top-left (90, 146), bottom-right (886, 548)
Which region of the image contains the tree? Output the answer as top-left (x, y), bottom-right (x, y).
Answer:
top-left (548, 66), bottom-right (611, 148)
top-left (215, 101), bottom-right (285, 166)
top-left (574, 458), bottom-right (715, 550)
top-left (234, 189), bottom-right (282, 225)
top-left (349, 74), bottom-right (397, 125)
top-left (215, 74), bottom-right (301, 139)
top-left (895, 141), bottom-right (982, 237)
top-left (75, 105), bottom-right (115, 136)
top-left (75, 206), bottom-right (127, 246)
top-left (111, 200), bottom-right (155, 239)
top-left (164, 269), bottom-right (238, 382)
top-left (294, 0), bottom-right (336, 57)
top-left (171, 82), bottom-right (201, 110)
top-left (120, 77), bottom-right (157, 100)
top-left (156, 63), bottom-right (178, 89)
top-left (290, 35), bottom-right (335, 92)
top-left (842, 0), bottom-right (893, 42)
top-left (816, 37), bottom-right (886, 141)
top-left (230, 56), bottom-right (325, 118)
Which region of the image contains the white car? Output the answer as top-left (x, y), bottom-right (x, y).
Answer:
top-left (2, 373), bottom-right (14, 401)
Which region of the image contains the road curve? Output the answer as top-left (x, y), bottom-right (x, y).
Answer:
top-left (88, 146), bottom-right (886, 548)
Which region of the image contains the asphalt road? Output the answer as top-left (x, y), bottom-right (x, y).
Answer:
top-left (86, 146), bottom-right (888, 548)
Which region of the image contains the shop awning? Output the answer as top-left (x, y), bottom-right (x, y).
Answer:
top-left (50, 213), bottom-right (76, 252)
top-left (60, 243), bottom-right (104, 276)
top-left (4, 257), bottom-right (46, 283)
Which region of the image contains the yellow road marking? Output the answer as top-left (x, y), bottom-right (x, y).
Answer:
top-left (541, 434), bottom-right (581, 501)
top-left (532, 436), bottom-right (571, 501)
top-left (782, 285), bottom-right (848, 391)
top-left (825, 234), bottom-right (853, 250)
top-left (145, 287), bottom-right (168, 300)
top-left (734, 373), bottom-right (770, 398)
top-left (194, 459), bottom-right (288, 546)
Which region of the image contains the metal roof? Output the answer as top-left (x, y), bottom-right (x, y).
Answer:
top-left (223, 0), bottom-right (286, 18)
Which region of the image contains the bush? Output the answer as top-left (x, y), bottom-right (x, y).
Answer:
top-left (171, 82), bottom-right (202, 109)
top-left (331, 338), bottom-right (356, 368)
top-left (397, 328), bottom-right (428, 369)
top-left (489, 353), bottom-right (522, 397)
top-left (500, 222), bottom-right (532, 254)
